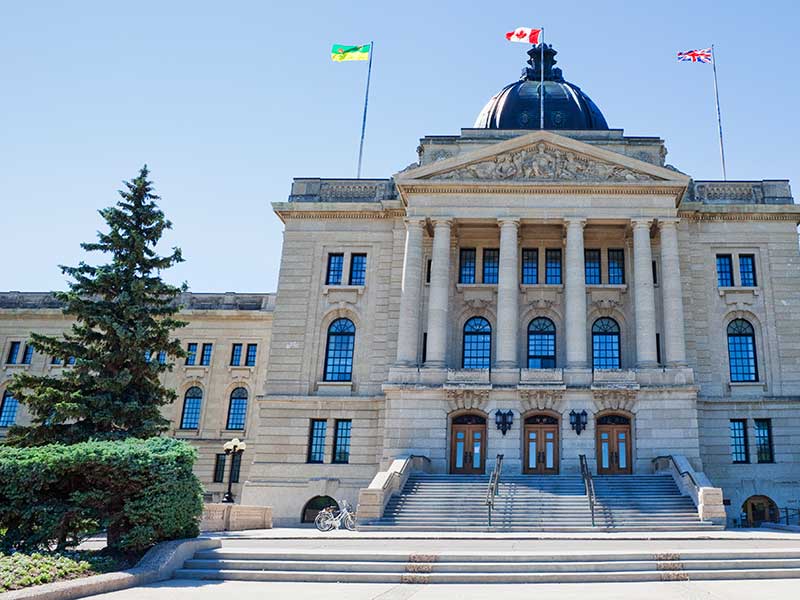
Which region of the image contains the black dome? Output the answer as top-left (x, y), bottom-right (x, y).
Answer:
top-left (474, 45), bottom-right (608, 130)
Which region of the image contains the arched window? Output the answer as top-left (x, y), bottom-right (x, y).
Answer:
top-left (0, 390), bottom-right (19, 427)
top-left (226, 387), bottom-right (248, 430)
top-left (592, 318), bottom-right (621, 370)
top-left (180, 386), bottom-right (203, 430)
top-left (324, 318), bottom-right (356, 382)
top-left (727, 319), bottom-right (758, 382)
top-left (528, 318), bottom-right (556, 368)
top-left (463, 317), bottom-right (491, 369)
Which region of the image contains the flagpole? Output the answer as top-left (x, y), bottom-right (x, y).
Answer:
top-left (711, 43), bottom-right (727, 180)
top-left (539, 28), bottom-right (545, 129)
top-left (356, 41), bottom-right (374, 179)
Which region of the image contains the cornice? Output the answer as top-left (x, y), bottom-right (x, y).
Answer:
top-left (678, 210), bottom-right (800, 223)
top-left (397, 182), bottom-right (685, 197)
top-left (276, 208), bottom-right (406, 221)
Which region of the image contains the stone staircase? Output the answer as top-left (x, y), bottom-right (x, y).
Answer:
top-left (175, 546), bottom-right (800, 583)
top-left (358, 473), bottom-right (723, 531)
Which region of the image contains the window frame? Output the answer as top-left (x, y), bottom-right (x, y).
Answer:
top-left (185, 343), bottom-right (198, 366)
top-left (584, 249), bottom-right (601, 285)
top-left (226, 387), bottom-right (248, 430)
top-left (482, 248), bottom-right (499, 284)
top-left (729, 418), bottom-right (750, 464)
top-left (527, 317), bottom-right (556, 369)
top-left (230, 343), bottom-right (242, 366)
top-left (323, 318), bottom-right (356, 382)
top-left (307, 419), bottom-right (327, 463)
top-left (592, 318), bottom-right (621, 371)
top-left (716, 254), bottom-right (734, 287)
top-left (727, 319), bottom-right (758, 383)
top-left (545, 249), bottom-right (562, 285)
top-left (754, 418), bottom-right (774, 464)
top-left (22, 344), bottom-right (34, 365)
top-left (180, 386), bottom-right (203, 430)
top-left (462, 316), bottom-right (492, 370)
top-left (0, 391), bottom-right (19, 427)
top-left (245, 343), bottom-right (257, 367)
top-left (213, 454), bottom-right (226, 483)
top-left (332, 419), bottom-right (352, 464)
top-left (348, 253), bottom-right (368, 286)
top-left (521, 248), bottom-right (538, 285)
top-left (6, 341), bottom-right (20, 365)
top-left (200, 343), bottom-right (213, 366)
top-left (326, 253), bottom-right (344, 286)
top-left (459, 248), bottom-right (477, 284)
top-left (608, 248), bottom-right (626, 285)
top-left (739, 254), bottom-right (757, 287)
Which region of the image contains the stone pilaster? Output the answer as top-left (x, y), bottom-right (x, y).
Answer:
top-left (496, 218), bottom-right (520, 368)
top-left (632, 218), bottom-right (658, 367)
top-left (395, 217), bottom-right (426, 366)
top-left (425, 218), bottom-right (452, 368)
top-left (564, 218), bottom-right (588, 368)
top-left (658, 218), bottom-right (687, 366)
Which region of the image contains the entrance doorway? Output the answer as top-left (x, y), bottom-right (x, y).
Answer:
top-left (596, 414), bottom-right (632, 474)
top-left (523, 414), bottom-right (559, 474)
top-left (742, 495), bottom-right (779, 527)
top-left (450, 414), bottom-right (486, 474)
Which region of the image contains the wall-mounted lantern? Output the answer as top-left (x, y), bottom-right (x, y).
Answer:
top-left (569, 410), bottom-right (588, 435)
top-left (495, 409), bottom-right (514, 436)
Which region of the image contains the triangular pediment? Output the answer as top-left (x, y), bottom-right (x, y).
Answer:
top-left (395, 131), bottom-right (689, 185)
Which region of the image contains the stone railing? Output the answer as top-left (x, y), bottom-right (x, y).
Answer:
top-left (653, 455), bottom-right (726, 525)
top-left (289, 178), bottom-right (396, 203)
top-left (691, 180), bottom-right (793, 205)
top-left (356, 455), bottom-right (432, 523)
top-left (200, 504), bottom-right (273, 532)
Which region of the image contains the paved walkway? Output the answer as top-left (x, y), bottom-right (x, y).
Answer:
top-left (86, 578), bottom-right (800, 599)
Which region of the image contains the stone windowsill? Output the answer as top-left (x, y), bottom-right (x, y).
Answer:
top-left (456, 283), bottom-right (497, 291)
top-left (592, 369), bottom-right (638, 383)
top-left (184, 365), bottom-right (210, 373)
top-left (316, 381), bottom-right (353, 396)
top-left (519, 368), bottom-right (564, 384)
top-left (586, 284), bottom-right (628, 292)
top-left (718, 287), bottom-right (760, 306)
top-left (519, 284), bottom-right (564, 291)
top-left (729, 381), bottom-right (765, 388)
top-left (718, 286), bottom-right (759, 293)
top-left (446, 368), bottom-right (491, 385)
top-left (728, 381), bottom-right (766, 397)
top-left (323, 284), bottom-right (365, 294)
top-left (2, 363), bottom-right (30, 370)
top-left (174, 429), bottom-right (201, 438)
top-left (220, 429), bottom-right (247, 437)
top-left (228, 365), bottom-right (255, 374)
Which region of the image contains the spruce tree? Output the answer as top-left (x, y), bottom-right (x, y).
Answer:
top-left (7, 166), bottom-right (187, 446)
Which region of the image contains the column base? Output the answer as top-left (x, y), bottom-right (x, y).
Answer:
top-left (636, 360), bottom-right (659, 369)
top-left (423, 361), bottom-right (446, 369)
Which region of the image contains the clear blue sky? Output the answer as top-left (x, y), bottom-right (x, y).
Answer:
top-left (2, 1), bottom-right (797, 293)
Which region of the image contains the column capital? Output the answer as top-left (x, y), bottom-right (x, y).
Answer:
top-left (631, 218), bottom-right (654, 229)
top-left (431, 217), bottom-right (453, 228)
top-left (563, 217), bottom-right (587, 228)
top-left (657, 217), bottom-right (681, 230)
top-left (404, 216), bottom-right (426, 228)
top-left (497, 217), bottom-right (521, 229)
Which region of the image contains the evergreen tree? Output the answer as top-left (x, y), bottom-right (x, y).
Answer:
top-left (7, 166), bottom-right (187, 446)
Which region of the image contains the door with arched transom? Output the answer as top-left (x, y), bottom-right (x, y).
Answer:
top-left (596, 414), bottom-right (632, 474)
top-left (450, 414), bottom-right (486, 475)
top-left (523, 414), bottom-right (559, 474)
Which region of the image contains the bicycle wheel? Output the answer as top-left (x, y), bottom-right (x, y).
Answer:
top-left (343, 512), bottom-right (356, 531)
top-left (314, 511), bottom-right (334, 532)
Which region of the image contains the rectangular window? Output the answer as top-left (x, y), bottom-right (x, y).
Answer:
top-left (426, 259), bottom-right (432, 284)
top-left (349, 253), bottom-right (367, 285)
top-left (716, 254), bottom-right (734, 287)
top-left (754, 419), bottom-right (774, 463)
top-left (545, 249), bottom-right (562, 284)
top-left (6, 341), bottom-right (20, 365)
top-left (51, 356), bottom-right (62, 365)
top-left (739, 254), bottom-right (757, 287)
top-left (482, 248), bottom-right (499, 284)
top-left (213, 454), bottom-right (226, 483)
top-left (656, 333), bottom-right (662, 365)
top-left (186, 343), bottom-right (197, 366)
top-left (230, 343), bottom-right (242, 366)
top-left (584, 249), bottom-right (601, 285)
top-left (333, 419), bottom-right (352, 464)
top-left (730, 419), bottom-right (749, 464)
top-left (22, 344), bottom-right (34, 365)
top-left (521, 248), bottom-right (538, 284)
top-left (307, 419), bottom-right (327, 463)
top-left (422, 332), bottom-right (427, 364)
top-left (0, 394), bottom-right (19, 427)
top-left (608, 249), bottom-right (625, 285)
top-left (459, 248), bottom-right (476, 284)
top-left (652, 260), bottom-right (658, 286)
top-left (245, 343), bottom-right (258, 367)
top-left (157, 350), bottom-right (167, 365)
top-left (326, 253), bottom-right (344, 285)
top-left (200, 343), bottom-right (213, 366)
top-left (230, 452), bottom-right (242, 483)
top-left (66, 356), bottom-right (76, 365)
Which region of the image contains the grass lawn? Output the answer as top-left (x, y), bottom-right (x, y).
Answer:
top-left (0, 551), bottom-right (132, 593)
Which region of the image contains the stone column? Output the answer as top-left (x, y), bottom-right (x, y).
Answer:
top-left (564, 218), bottom-right (588, 368)
top-left (425, 219), bottom-right (452, 368)
top-left (658, 218), bottom-right (687, 366)
top-left (632, 218), bottom-right (658, 367)
top-left (496, 218), bottom-right (520, 369)
top-left (395, 217), bottom-right (426, 366)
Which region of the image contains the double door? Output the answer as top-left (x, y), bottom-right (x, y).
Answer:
top-left (523, 423), bottom-right (559, 474)
top-left (450, 422), bottom-right (485, 474)
top-left (596, 419), bottom-right (632, 475)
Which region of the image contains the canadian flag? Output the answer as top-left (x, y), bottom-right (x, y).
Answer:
top-left (505, 27), bottom-right (541, 44)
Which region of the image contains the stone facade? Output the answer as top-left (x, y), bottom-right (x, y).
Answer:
top-left (2, 129), bottom-right (798, 528)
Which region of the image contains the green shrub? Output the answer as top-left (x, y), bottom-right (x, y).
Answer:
top-left (0, 551), bottom-right (124, 593)
top-left (0, 438), bottom-right (203, 553)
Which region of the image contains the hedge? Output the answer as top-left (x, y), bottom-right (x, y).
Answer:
top-left (0, 438), bottom-right (203, 553)
top-left (0, 551), bottom-right (123, 593)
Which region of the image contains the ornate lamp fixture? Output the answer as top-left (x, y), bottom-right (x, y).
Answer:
top-left (495, 410), bottom-right (514, 435)
top-left (569, 410), bottom-right (588, 435)
top-left (222, 438), bottom-right (247, 504)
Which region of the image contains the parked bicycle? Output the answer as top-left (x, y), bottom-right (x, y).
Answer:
top-left (314, 500), bottom-right (357, 531)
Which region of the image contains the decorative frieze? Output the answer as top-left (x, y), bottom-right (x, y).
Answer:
top-left (591, 388), bottom-right (638, 413)
top-left (444, 387), bottom-right (491, 412)
top-left (519, 388), bottom-right (566, 413)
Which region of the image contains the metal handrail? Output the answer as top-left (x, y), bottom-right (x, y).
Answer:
top-left (651, 454), bottom-right (700, 489)
top-left (485, 453), bottom-right (504, 527)
top-left (579, 454), bottom-right (596, 527)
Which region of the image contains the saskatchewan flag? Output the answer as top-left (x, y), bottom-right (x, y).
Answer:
top-left (331, 43), bottom-right (371, 62)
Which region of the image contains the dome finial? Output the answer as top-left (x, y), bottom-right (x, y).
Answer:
top-left (523, 44), bottom-right (563, 82)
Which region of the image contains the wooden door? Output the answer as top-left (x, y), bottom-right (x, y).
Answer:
top-left (596, 415), bottom-right (632, 475)
top-left (450, 419), bottom-right (486, 475)
top-left (523, 415), bottom-right (559, 474)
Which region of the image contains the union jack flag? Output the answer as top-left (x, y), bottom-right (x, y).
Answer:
top-left (677, 47), bottom-right (713, 63)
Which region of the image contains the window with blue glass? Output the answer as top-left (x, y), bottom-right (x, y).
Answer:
top-left (584, 249), bottom-right (601, 285)
top-left (729, 419), bottom-right (749, 463)
top-left (482, 248), bottom-right (499, 284)
top-left (157, 350), bottom-right (167, 365)
top-left (755, 419), bottom-right (774, 463)
top-left (22, 344), bottom-right (34, 365)
top-left (185, 343), bottom-right (198, 365)
top-left (307, 419), bottom-right (327, 463)
top-left (349, 253), bottom-right (367, 285)
top-left (727, 319), bottom-right (758, 382)
top-left (545, 249), bottom-right (562, 284)
top-left (459, 248), bottom-right (476, 284)
top-left (230, 452), bottom-right (242, 483)
top-left (333, 419), bottom-right (352, 464)
top-left (144, 350), bottom-right (152, 362)
top-left (0, 391), bottom-right (19, 427)
top-left (245, 343), bottom-right (257, 366)
top-left (230, 343), bottom-right (242, 366)
top-left (66, 356), bottom-right (76, 365)
top-left (51, 356), bottom-right (62, 365)
top-left (528, 318), bottom-right (556, 368)
top-left (716, 254), bottom-right (733, 287)
top-left (326, 253), bottom-right (344, 285)
top-left (213, 454), bottom-right (226, 483)
top-left (324, 318), bottom-right (356, 382)
top-left (180, 386), bottom-right (203, 429)
top-left (592, 318), bottom-right (621, 370)
top-left (521, 248), bottom-right (538, 284)
top-left (226, 387), bottom-right (248, 430)
top-left (739, 254), bottom-right (757, 287)
top-left (200, 343), bottom-right (213, 366)
top-left (608, 249), bottom-right (625, 285)
top-left (462, 317), bottom-right (491, 369)
top-left (6, 341), bottom-right (20, 365)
